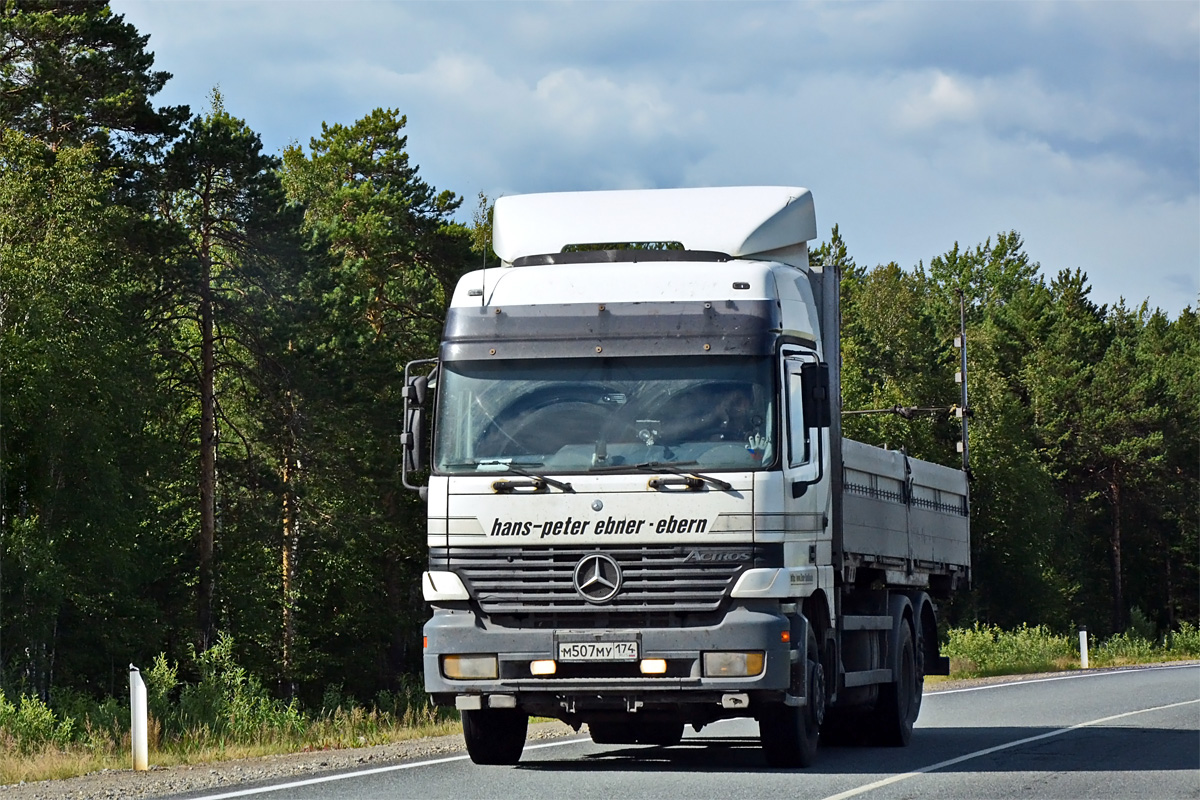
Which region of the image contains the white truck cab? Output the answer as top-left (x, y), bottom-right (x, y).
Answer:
top-left (402, 187), bottom-right (969, 767)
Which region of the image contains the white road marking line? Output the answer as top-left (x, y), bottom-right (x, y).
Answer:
top-left (817, 698), bottom-right (1200, 800)
top-left (927, 663), bottom-right (1199, 696)
top-left (188, 737), bottom-right (591, 799)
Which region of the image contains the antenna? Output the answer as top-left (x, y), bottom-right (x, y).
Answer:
top-left (954, 289), bottom-right (970, 474)
top-left (473, 192), bottom-right (490, 306)
top-left (0, 291), bottom-right (6, 684)
top-left (466, 217), bottom-right (488, 304)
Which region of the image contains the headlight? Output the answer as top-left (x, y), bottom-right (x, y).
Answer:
top-left (442, 654), bottom-right (498, 680)
top-left (703, 651), bottom-right (765, 677)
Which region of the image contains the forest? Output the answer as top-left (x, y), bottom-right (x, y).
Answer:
top-left (1, 2), bottom-right (1195, 711)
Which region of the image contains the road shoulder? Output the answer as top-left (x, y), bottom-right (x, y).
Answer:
top-left (0, 721), bottom-right (580, 800)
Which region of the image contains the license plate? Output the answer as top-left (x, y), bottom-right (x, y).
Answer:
top-left (557, 641), bottom-right (639, 662)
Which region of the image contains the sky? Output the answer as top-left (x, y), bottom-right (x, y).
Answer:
top-left (115, 1), bottom-right (1199, 317)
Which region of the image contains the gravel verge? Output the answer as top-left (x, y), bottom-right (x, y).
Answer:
top-left (0, 722), bottom-right (580, 800)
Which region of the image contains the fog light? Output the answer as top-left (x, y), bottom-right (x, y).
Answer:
top-left (442, 654), bottom-right (498, 680)
top-left (703, 651), bottom-right (765, 677)
top-left (530, 659), bottom-right (557, 676)
top-left (639, 658), bottom-right (668, 675)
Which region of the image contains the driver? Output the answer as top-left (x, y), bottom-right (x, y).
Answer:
top-left (711, 386), bottom-right (773, 463)
top-left (712, 387), bottom-right (757, 440)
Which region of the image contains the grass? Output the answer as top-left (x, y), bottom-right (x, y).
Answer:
top-left (3, 621), bottom-right (1198, 785)
top-left (941, 619), bottom-right (1200, 678)
top-left (942, 623), bottom-right (1079, 677)
top-left (1, 634), bottom-right (461, 785)
top-left (0, 717), bottom-right (464, 786)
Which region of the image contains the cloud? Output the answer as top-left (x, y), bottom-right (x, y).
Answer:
top-left (895, 71), bottom-right (979, 129)
top-left (327, 53), bottom-right (710, 194)
top-left (113, 0), bottom-right (1199, 316)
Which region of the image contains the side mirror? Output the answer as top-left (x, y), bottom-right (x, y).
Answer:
top-left (801, 362), bottom-right (832, 428)
top-left (401, 360), bottom-right (438, 495)
top-left (403, 405), bottom-right (427, 473)
top-left (404, 373), bottom-right (429, 407)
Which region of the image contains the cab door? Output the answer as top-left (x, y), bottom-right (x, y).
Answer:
top-left (777, 352), bottom-right (832, 581)
top-left (781, 353), bottom-right (829, 496)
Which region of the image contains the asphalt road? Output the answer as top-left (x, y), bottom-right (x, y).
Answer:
top-left (178, 664), bottom-right (1199, 800)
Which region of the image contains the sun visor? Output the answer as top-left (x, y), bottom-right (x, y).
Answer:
top-left (492, 186), bottom-right (816, 267)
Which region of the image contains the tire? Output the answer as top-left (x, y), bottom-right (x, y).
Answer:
top-left (462, 708), bottom-right (528, 765)
top-left (760, 625), bottom-right (824, 768)
top-left (872, 620), bottom-right (922, 746)
top-left (589, 720), bottom-right (684, 746)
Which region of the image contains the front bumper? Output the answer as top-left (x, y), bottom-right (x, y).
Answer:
top-left (423, 603), bottom-right (793, 721)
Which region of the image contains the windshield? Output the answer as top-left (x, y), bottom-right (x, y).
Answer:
top-left (434, 356), bottom-right (775, 474)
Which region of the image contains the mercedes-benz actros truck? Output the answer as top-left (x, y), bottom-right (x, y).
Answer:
top-left (401, 186), bottom-right (970, 767)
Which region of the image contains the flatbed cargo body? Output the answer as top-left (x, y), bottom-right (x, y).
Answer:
top-left (841, 438), bottom-right (970, 588)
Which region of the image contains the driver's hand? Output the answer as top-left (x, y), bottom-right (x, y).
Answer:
top-left (747, 433), bottom-right (772, 463)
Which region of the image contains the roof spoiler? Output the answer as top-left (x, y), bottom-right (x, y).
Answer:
top-left (493, 186), bottom-right (817, 269)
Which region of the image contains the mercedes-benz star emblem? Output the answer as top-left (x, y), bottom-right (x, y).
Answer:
top-left (573, 554), bottom-right (622, 604)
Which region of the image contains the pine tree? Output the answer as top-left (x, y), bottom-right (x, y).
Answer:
top-left (279, 108), bottom-right (473, 694)
top-left (155, 92), bottom-right (304, 650)
top-left (0, 0), bottom-right (187, 192)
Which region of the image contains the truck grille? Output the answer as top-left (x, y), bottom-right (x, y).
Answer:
top-left (431, 545), bottom-right (765, 628)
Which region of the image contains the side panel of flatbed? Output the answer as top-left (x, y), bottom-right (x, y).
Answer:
top-left (840, 438), bottom-right (970, 577)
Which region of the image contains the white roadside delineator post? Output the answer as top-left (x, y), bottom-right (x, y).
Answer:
top-left (129, 664), bottom-right (149, 771)
top-left (1078, 626), bottom-right (1089, 669)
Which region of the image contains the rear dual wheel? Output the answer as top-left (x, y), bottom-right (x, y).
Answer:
top-left (872, 621), bottom-right (922, 746)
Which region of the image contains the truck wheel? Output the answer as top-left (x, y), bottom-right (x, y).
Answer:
top-left (589, 720), bottom-right (684, 746)
top-left (760, 627), bottom-right (823, 768)
top-left (462, 708), bottom-right (528, 765)
top-left (872, 621), bottom-right (921, 746)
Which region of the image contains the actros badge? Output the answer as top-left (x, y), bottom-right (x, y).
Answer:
top-left (573, 553), bottom-right (622, 603)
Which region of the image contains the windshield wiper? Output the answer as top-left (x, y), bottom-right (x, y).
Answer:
top-left (475, 461), bottom-right (575, 494)
top-left (590, 460), bottom-right (732, 492)
top-left (446, 459), bottom-right (544, 470)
